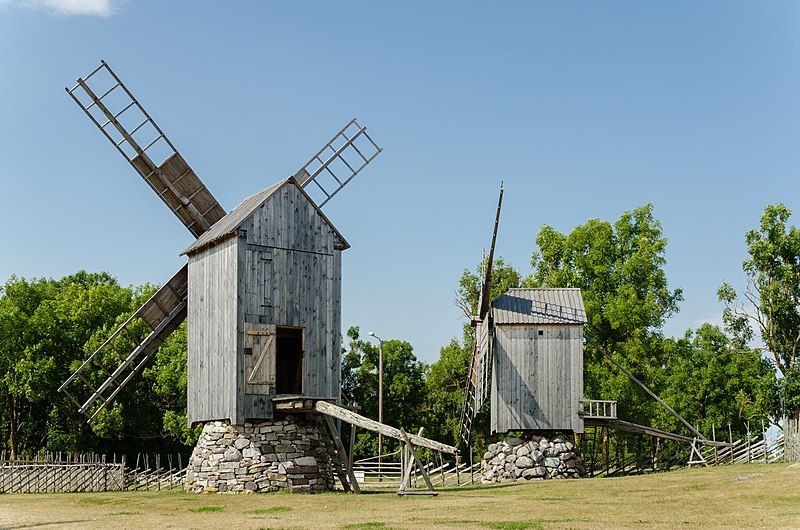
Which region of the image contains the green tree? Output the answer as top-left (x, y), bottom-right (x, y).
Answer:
top-left (0, 271), bottom-right (195, 457)
top-left (424, 339), bottom-right (471, 445)
top-left (342, 326), bottom-right (427, 459)
top-left (718, 203), bottom-right (800, 417)
top-left (660, 324), bottom-right (776, 435)
top-left (525, 204), bottom-right (684, 427)
top-left (456, 257), bottom-right (521, 326)
top-left (0, 272), bottom-right (131, 456)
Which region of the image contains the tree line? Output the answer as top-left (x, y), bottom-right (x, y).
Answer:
top-left (1, 203), bottom-right (795, 460)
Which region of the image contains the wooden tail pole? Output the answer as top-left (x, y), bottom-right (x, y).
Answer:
top-left (314, 400), bottom-right (456, 455)
top-left (599, 347), bottom-right (706, 440)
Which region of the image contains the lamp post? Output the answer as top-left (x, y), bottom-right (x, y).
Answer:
top-left (368, 331), bottom-right (384, 477)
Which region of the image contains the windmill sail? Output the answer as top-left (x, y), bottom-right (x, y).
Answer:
top-left (294, 118), bottom-right (382, 208)
top-left (476, 183), bottom-right (504, 320)
top-left (59, 266), bottom-right (189, 420)
top-left (66, 60), bottom-right (226, 237)
top-left (458, 183), bottom-right (504, 450)
top-left (62, 61), bottom-right (228, 421)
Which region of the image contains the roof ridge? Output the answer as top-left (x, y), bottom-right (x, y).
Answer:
top-left (182, 177), bottom-right (348, 255)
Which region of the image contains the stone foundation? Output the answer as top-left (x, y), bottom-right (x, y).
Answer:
top-left (481, 434), bottom-right (584, 482)
top-left (185, 414), bottom-right (335, 493)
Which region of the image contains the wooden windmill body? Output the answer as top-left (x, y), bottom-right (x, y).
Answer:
top-left (183, 178), bottom-right (349, 425)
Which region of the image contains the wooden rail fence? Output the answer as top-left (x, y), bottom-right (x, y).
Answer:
top-left (0, 452), bottom-right (185, 494)
top-left (350, 450), bottom-right (480, 489)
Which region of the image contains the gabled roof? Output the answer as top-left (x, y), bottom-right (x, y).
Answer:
top-left (492, 288), bottom-right (587, 325)
top-left (182, 177), bottom-right (349, 255)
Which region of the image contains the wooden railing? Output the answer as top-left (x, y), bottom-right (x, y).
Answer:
top-left (580, 400), bottom-right (618, 419)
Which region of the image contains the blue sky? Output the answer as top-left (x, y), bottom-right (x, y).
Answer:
top-left (0, 1), bottom-right (798, 362)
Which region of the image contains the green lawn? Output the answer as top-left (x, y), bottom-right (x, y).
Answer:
top-left (0, 463), bottom-right (797, 529)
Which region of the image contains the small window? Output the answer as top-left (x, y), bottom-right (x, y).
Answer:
top-left (538, 330), bottom-right (544, 336)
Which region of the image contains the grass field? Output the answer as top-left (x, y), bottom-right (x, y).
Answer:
top-left (0, 463), bottom-right (798, 529)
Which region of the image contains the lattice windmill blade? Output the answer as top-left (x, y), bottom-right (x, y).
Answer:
top-left (458, 183), bottom-right (505, 450)
top-left (476, 182), bottom-right (504, 320)
top-left (294, 118), bottom-right (382, 208)
top-left (66, 60), bottom-right (226, 238)
top-left (59, 266), bottom-right (188, 421)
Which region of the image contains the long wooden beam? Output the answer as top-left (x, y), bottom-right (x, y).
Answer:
top-left (314, 401), bottom-right (457, 455)
top-left (585, 418), bottom-right (731, 447)
top-left (599, 347), bottom-right (706, 440)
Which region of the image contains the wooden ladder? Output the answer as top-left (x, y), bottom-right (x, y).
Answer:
top-left (457, 339), bottom-right (483, 451)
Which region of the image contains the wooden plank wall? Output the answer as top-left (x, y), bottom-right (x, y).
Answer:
top-left (491, 324), bottom-right (584, 434)
top-left (236, 182), bottom-right (343, 421)
top-left (187, 236), bottom-right (239, 425)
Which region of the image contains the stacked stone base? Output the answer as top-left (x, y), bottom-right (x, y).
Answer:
top-left (185, 414), bottom-right (334, 493)
top-left (481, 434), bottom-right (584, 483)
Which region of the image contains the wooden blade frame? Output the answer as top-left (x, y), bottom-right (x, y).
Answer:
top-left (66, 60), bottom-right (226, 237)
top-left (294, 118), bottom-right (382, 208)
top-left (59, 266), bottom-right (189, 421)
top-left (477, 183), bottom-right (504, 320)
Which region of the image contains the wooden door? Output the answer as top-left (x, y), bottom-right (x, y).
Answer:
top-left (243, 323), bottom-right (276, 395)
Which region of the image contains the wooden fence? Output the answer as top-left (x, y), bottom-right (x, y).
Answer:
top-left (702, 432), bottom-right (784, 465)
top-left (581, 424), bottom-right (789, 478)
top-left (351, 450), bottom-right (480, 489)
top-left (0, 452), bottom-right (185, 494)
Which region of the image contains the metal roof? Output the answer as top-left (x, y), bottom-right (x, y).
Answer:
top-left (182, 177), bottom-right (349, 255)
top-left (491, 288), bottom-right (587, 325)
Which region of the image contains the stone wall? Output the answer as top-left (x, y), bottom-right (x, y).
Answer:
top-left (481, 434), bottom-right (583, 482)
top-left (185, 414), bottom-right (335, 493)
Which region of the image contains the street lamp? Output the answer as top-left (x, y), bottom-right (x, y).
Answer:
top-left (367, 331), bottom-right (384, 477)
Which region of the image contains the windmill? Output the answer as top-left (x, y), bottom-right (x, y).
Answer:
top-left (457, 183), bottom-right (504, 451)
top-left (58, 60), bottom-right (382, 423)
top-left (455, 188), bottom-right (724, 481)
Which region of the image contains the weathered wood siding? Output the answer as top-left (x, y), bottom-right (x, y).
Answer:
top-left (491, 324), bottom-right (584, 434)
top-left (236, 182), bottom-right (343, 421)
top-left (187, 181), bottom-right (344, 425)
top-left (187, 236), bottom-right (239, 425)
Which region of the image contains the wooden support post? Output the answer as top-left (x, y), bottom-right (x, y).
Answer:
top-left (397, 428), bottom-right (437, 496)
top-left (399, 442), bottom-right (413, 492)
top-left (712, 424), bottom-right (718, 465)
top-left (323, 415), bottom-right (361, 493)
top-left (728, 424), bottom-right (733, 464)
top-left (121, 454), bottom-right (127, 491)
top-left (348, 424), bottom-right (357, 480)
top-left (746, 422), bottom-right (751, 463)
top-left (687, 438), bottom-right (708, 467)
